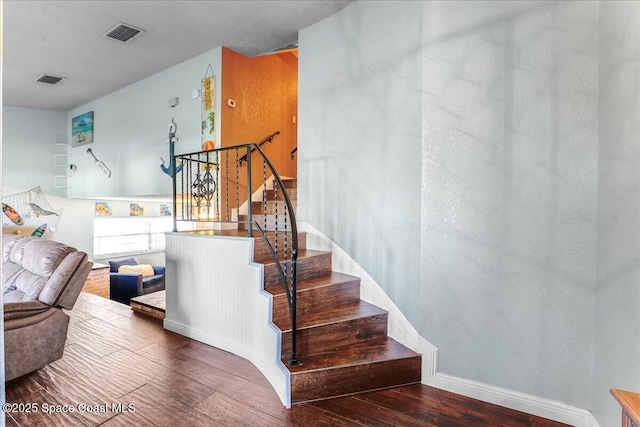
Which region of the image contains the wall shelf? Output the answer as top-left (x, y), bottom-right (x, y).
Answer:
top-left (53, 137), bottom-right (72, 189)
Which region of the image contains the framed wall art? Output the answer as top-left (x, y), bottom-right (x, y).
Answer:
top-left (71, 111), bottom-right (94, 147)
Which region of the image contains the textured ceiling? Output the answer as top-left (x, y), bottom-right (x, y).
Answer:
top-left (2, 0), bottom-right (352, 111)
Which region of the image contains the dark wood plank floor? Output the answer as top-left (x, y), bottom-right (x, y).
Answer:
top-left (5, 292), bottom-right (570, 427)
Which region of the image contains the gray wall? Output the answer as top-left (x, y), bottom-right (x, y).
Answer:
top-left (2, 106), bottom-right (68, 197)
top-left (593, 1), bottom-right (640, 424)
top-left (421, 0), bottom-right (598, 408)
top-left (299, 1), bottom-right (637, 424)
top-left (298, 0), bottom-right (423, 326)
top-left (67, 47), bottom-right (222, 198)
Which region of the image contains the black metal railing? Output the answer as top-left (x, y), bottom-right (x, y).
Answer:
top-left (172, 143), bottom-right (300, 366)
top-left (238, 130), bottom-right (280, 166)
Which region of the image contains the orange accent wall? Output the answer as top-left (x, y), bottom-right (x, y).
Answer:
top-left (220, 47), bottom-right (298, 211)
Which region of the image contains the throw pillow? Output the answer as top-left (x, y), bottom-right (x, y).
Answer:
top-left (108, 257), bottom-right (137, 273)
top-left (118, 264), bottom-right (155, 278)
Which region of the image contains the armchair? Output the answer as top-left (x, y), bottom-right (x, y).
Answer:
top-left (108, 257), bottom-right (165, 305)
top-left (3, 234), bottom-right (92, 381)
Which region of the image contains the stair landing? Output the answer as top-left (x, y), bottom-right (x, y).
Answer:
top-left (130, 290), bottom-right (166, 320)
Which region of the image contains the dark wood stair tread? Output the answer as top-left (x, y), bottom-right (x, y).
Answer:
top-left (268, 271), bottom-right (360, 297)
top-left (287, 337), bottom-right (420, 373)
top-left (258, 249), bottom-right (331, 265)
top-left (279, 178), bottom-right (297, 188)
top-left (275, 300), bottom-right (386, 331)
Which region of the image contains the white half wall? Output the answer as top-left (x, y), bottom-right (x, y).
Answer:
top-left (163, 232), bottom-right (289, 406)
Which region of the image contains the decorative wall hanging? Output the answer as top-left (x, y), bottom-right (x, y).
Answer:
top-left (31, 224), bottom-right (47, 238)
top-left (2, 187), bottom-right (62, 239)
top-left (71, 111), bottom-right (94, 147)
top-left (130, 203), bottom-right (144, 217)
top-left (201, 64), bottom-right (216, 150)
top-left (95, 202), bottom-right (112, 216)
top-left (87, 148), bottom-right (112, 178)
top-left (200, 65), bottom-right (218, 173)
top-left (2, 203), bottom-right (24, 226)
top-left (160, 204), bottom-right (171, 216)
top-left (160, 118), bottom-right (183, 177)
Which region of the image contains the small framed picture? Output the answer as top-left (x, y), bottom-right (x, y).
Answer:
top-left (130, 203), bottom-right (144, 217)
top-left (95, 202), bottom-right (112, 216)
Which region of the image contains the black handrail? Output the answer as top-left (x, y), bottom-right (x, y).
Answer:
top-left (172, 142), bottom-right (299, 366)
top-left (238, 130), bottom-right (280, 165)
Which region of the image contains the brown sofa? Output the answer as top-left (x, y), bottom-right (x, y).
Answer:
top-left (3, 234), bottom-right (92, 381)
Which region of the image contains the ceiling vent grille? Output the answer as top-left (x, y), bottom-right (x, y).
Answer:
top-left (102, 23), bottom-right (144, 43)
top-left (35, 74), bottom-right (65, 85)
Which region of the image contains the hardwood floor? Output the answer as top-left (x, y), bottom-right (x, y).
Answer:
top-left (5, 292), bottom-right (569, 427)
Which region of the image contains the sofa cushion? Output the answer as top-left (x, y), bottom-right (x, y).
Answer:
top-left (3, 261), bottom-right (23, 294)
top-left (39, 251), bottom-right (89, 308)
top-left (3, 237), bottom-right (75, 303)
top-left (2, 234), bottom-right (24, 262)
top-left (20, 238), bottom-right (73, 277)
top-left (3, 273), bottom-right (47, 302)
top-left (4, 301), bottom-right (50, 321)
top-left (109, 257), bottom-right (137, 273)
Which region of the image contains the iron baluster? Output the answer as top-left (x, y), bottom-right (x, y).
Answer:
top-left (246, 146), bottom-right (252, 236)
top-left (225, 151), bottom-right (229, 221)
top-left (187, 156), bottom-right (192, 220)
top-left (214, 152), bottom-right (220, 221)
top-left (274, 180), bottom-right (278, 259)
top-left (263, 159), bottom-right (267, 235)
top-left (284, 202), bottom-right (289, 289)
top-left (172, 155), bottom-right (178, 232)
top-left (180, 156), bottom-right (184, 219)
top-left (235, 148), bottom-right (240, 222)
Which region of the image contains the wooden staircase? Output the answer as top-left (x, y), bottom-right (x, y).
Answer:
top-left (244, 179), bottom-right (422, 404)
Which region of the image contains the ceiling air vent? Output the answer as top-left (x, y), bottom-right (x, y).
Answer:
top-left (102, 23), bottom-right (144, 43)
top-left (35, 74), bottom-right (65, 85)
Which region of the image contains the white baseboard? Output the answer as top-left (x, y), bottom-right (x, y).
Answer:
top-left (426, 373), bottom-right (599, 427)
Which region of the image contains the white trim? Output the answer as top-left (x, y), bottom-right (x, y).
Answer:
top-left (588, 412), bottom-right (600, 427)
top-left (298, 221), bottom-right (599, 427)
top-left (426, 373), bottom-right (599, 427)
